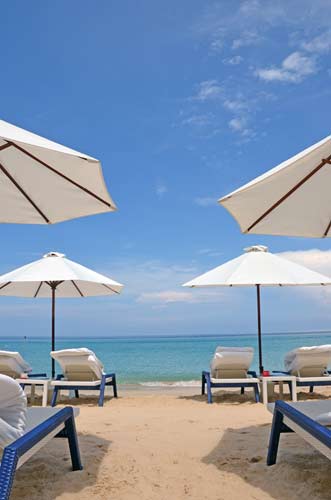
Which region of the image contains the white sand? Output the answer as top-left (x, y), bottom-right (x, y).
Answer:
top-left (9, 387), bottom-right (331, 500)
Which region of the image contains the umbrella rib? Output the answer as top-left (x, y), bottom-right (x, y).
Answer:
top-left (34, 282), bottom-right (43, 298)
top-left (103, 283), bottom-right (120, 294)
top-left (8, 142), bottom-right (114, 209)
top-left (0, 160), bottom-right (50, 223)
top-left (71, 280), bottom-right (84, 297)
top-left (0, 281), bottom-right (11, 290)
top-left (323, 219), bottom-right (331, 237)
top-left (0, 143), bottom-right (11, 152)
top-left (245, 154), bottom-right (331, 233)
top-left (45, 280), bottom-right (65, 289)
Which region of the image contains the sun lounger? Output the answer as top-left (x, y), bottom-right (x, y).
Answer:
top-left (50, 348), bottom-right (117, 407)
top-left (0, 350), bottom-right (46, 378)
top-left (201, 346), bottom-right (260, 404)
top-left (274, 345), bottom-right (331, 395)
top-left (0, 375), bottom-right (82, 499)
top-left (267, 400), bottom-right (331, 465)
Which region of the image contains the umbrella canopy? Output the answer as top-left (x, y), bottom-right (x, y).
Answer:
top-left (0, 252), bottom-right (124, 376)
top-left (183, 245), bottom-right (331, 374)
top-left (219, 136), bottom-right (331, 238)
top-left (0, 119), bottom-right (116, 224)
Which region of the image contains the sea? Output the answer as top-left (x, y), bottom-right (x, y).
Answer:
top-left (1, 333), bottom-right (331, 386)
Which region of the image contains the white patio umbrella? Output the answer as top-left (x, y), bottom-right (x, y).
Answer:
top-left (219, 135), bottom-right (331, 238)
top-left (183, 245), bottom-right (331, 374)
top-left (0, 118), bottom-right (116, 224)
top-left (0, 252), bottom-right (124, 377)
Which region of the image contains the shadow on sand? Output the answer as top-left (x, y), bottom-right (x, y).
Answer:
top-left (179, 387), bottom-right (331, 405)
top-left (27, 393), bottom-right (117, 407)
top-left (202, 420), bottom-right (331, 499)
top-left (200, 389), bottom-right (331, 499)
top-left (11, 430), bottom-right (111, 500)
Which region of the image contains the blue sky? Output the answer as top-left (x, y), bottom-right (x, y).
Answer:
top-left (1, 0), bottom-right (331, 338)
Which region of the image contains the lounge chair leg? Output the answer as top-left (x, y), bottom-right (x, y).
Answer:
top-left (112, 374), bottom-right (118, 398)
top-left (287, 382), bottom-right (292, 399)
top-left (309, 386), bottom-right (314, 393)
top-left (0, 447), bottom-right (19, 500)
top-left (51, 387), bottom-right (59, 407)
top-left (75, 390), bottom-right (79, 398)
top-left (241, 387), bottom-right (245, 395)
top-left (254, 384), bottom-right (260, 403)
top-left (64, 410), bottom-right (83, 471)
top-left (267, 407), bottom-right (283, 465)
top-left (98, 375), bottom-right (106, 407)
top-left (205, 372), bottom-right (213, 404)
top-left (201, 372), bottom-right (205, 395)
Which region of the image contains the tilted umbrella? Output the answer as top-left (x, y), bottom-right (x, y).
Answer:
top-left (219, 135), bottom-right (331, 238)
top-left (0, 252), bottom-right (124, 377)
top-left (0, 118), bottom-right (116, 224)
top-left (183, 245), bottom-right (331, 374)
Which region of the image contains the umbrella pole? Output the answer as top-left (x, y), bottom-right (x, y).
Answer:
top-left (51, 286), bottom-right (56, 378)
top-left (256, 284), bottom-right (263, 375)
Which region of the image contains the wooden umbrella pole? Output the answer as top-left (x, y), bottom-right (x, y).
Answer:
top-left (51, 285), bottom-right (56, 378)
top-left (256, 284), bottom-right (263, 375)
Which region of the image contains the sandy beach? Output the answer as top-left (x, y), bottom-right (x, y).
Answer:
top-left (9, 387), bottom-right (331, 500)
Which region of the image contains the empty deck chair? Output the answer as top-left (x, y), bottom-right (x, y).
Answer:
top-left (50, 348), bottom-right (117, 407)
top-left (276, 345), bottom-right (331, 395)
top-left (0, 350), bottom-right (47, 379)
top-left (0, 374), bottom-right (82, 500)
top-left (267, 400), bottom-right (331, 465)
top-left (201, 346), bottom-right (260, 404)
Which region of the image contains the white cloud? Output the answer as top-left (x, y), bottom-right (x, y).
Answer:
top-left (232, 31), bottom-right (262, 49)
top-left (137, 289), bottom-right (223, 304)
top-left (222, 55), bottom-right (243, 65)
top-left (302, 30), bottom-right (331, 54)
top-left (181, 113), bottom-right (214, 128)
top-left (137, 290), bottom-right (195, 304)
top-left (277, 249), bottom-right (331, 277)
top-left (228, 117), bottom-right (252, 137)
top-left (256, 51), bottom-right (317, 83)
top-left (101, 259), bottom-right (198, 299)
top-left (194, 196), bottom-right (217, 207)
top-left (276, 249), bottom-right (331, 306)
top-left (196, 1), bottom-right (331, 54)
top-left (155, 182), bottom-right (167, 198)
top-left (185, 80), bottom-right (258, 139)
top-left (223, 98), bottom-right (249, 112)
top-left (192, 80), bottom-right (222, 101)
top-left (197, 248), bottom-right (223, 258)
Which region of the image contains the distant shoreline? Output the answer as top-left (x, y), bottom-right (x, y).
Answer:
top-left (1, 330), bottom-right (331, 340)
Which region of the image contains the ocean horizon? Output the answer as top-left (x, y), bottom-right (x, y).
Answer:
top-left (2, 331), bottom-right (331, 385)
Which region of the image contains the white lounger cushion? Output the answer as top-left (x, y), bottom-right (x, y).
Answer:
top-left (0, 351), bottom-right (32, 376)
top-left (284, 345), bottom-right (331, 375)
top-left (210, 346), bottom-right (254, 378)
top-left (51, 348), bottom-right (104, 380)
top-left (0, 374), bottom-right (27, 448)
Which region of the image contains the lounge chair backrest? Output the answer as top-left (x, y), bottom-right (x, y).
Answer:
top-left (284, 345), bottom-right (331, 377)
top-left (0, 351), bottom-right (32, 378)
top-left (0, 374), bottom-right (27, 448)
top-left (210, 346), bottom-right (254, 379)
top-left (51, 348), bottom-right (104, 381)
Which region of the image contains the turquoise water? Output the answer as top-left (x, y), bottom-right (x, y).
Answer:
top-left (1, 333), bottom-right (331, 385)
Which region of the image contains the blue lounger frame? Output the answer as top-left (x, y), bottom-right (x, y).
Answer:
top-left (267, 400), bottom-right (331, 465)
top-left (201, 370), bottom-right (260, 404)
top-left (272, 370), bottom-right (331, 396)
top-left (0, 407), bottom-right (82, 500)
top-left (19, 373), bottom-right (48, 391)
top-left (51, 373), bottom-right (118, 407)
